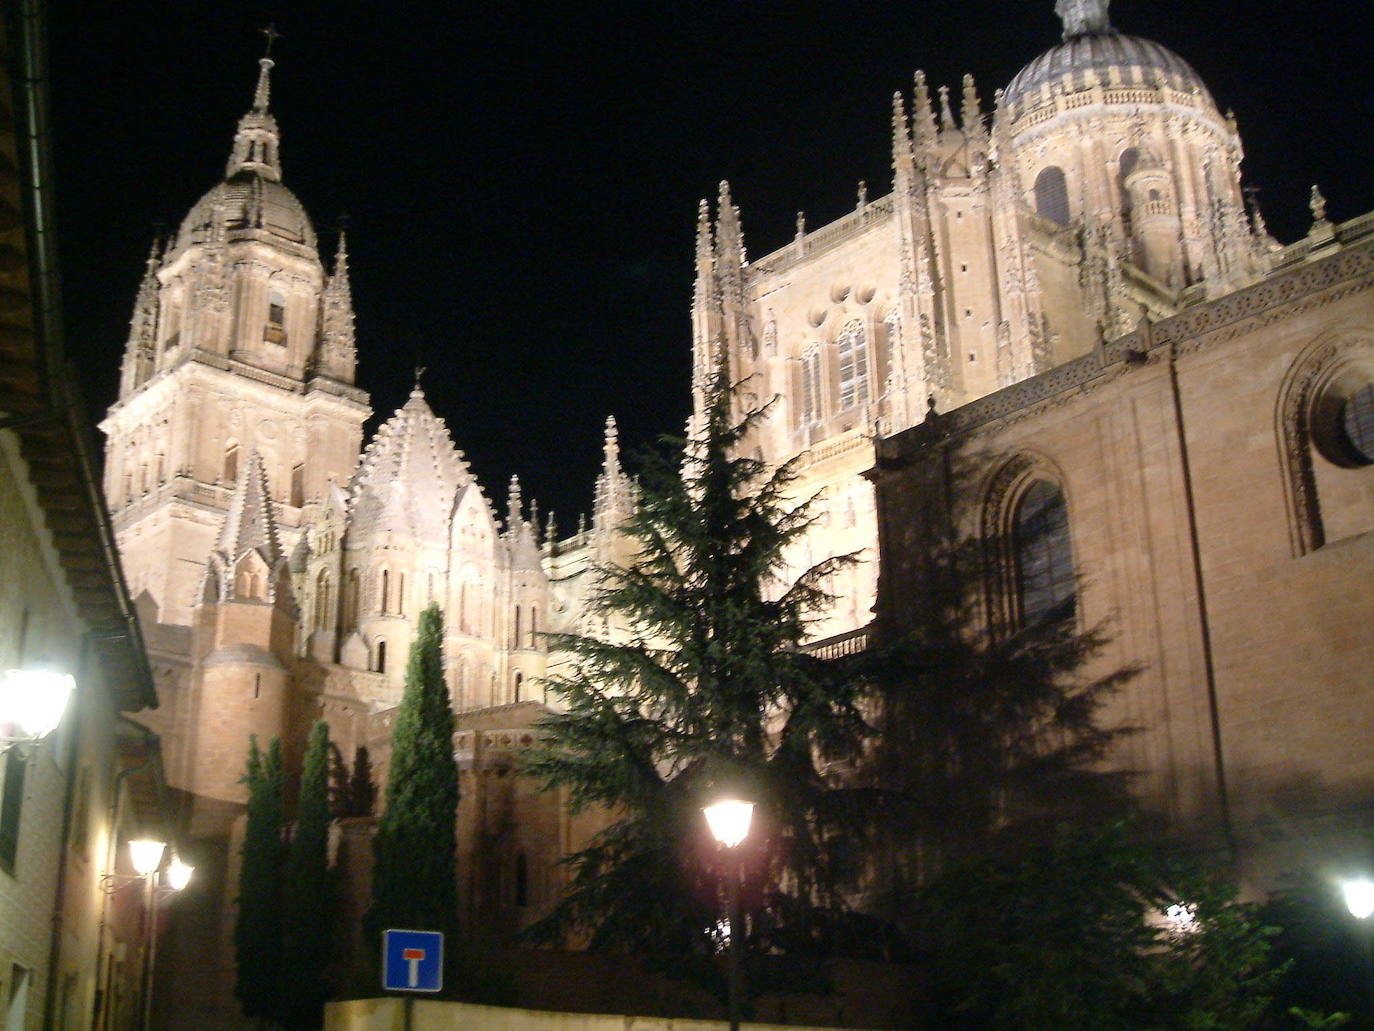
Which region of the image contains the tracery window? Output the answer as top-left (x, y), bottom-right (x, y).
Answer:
top-left (314, 570), bottom-right (333, 631)
top-left (800, 345), bottom-right (824, 425)
top-left (1035, 166), bottom-right (1071, 227)
top-left (836, 319), bottom-right (870, 411)
top-left (1014, 480), bottom-right (1076, 626)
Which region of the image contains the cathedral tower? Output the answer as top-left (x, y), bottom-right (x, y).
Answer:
top-left (101, 55), bottom-right (370, 628)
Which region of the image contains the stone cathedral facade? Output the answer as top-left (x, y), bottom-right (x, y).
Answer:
top-left (100, 1), bottom-right (1372, 1027)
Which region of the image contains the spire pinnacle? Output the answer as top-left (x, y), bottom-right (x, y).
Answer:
top-left (912, 71), bottom-right (938, 146)
top-left (961, 74), bottom-right (984, 136)
top-left (253, 57), bottom-right (274, 111)
top-left (1055, 0), bottom-right (1112, 39)
top-left (937, 84), bottom-right (955, 132)
top-left (507, 475), bottom-right (523, 530)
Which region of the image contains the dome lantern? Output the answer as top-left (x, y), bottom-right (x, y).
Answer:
top-left (1055, 0), bottom-right (1112, 40)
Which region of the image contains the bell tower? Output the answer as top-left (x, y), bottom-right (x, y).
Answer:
top-left (100, 54), bottom-right (370, 628)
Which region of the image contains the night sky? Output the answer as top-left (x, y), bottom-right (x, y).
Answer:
top-left (47, 1), bottom-right (1373, 526)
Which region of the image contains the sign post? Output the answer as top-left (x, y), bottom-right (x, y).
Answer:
top-left (383, 929), bottom-right (444, 1031)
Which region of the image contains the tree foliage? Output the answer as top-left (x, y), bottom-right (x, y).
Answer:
top-left (918, 821), bottom-right (1282, 1031)
top-left (524, 379), bottom-right (873, 956)
top-left (281, 720), bottom-right (334, 1029)
top-left (236, 735), bottom-right (286, 1021)
top-left (859, 450), bottom-right (1139, 905)
top-left (370, 603), bottom-right (459, 941)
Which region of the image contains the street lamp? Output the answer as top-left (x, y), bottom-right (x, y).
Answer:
top-left (1342, 877), bottom-right (1374, 1019)
top-left (103, 840), bottom-right (194, 1031)
top-left (0, 668), bottom-right (75, 752)
top-left (704, 798), bottom-right (753, 1031)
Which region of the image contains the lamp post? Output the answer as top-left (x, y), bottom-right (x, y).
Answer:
top-left (704, 798), bottom-right (753, 1031)
top-left (1342, 878), bottom-right (1374, 1019)
top-left (105, 840), bottom-right (194, 1031)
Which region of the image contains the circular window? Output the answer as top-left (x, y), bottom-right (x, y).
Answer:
top-left (1341, 383), bottom-right (1374, 464)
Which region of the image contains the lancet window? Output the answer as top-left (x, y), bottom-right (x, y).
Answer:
top-left (836, 319), bottom-right (870, 411)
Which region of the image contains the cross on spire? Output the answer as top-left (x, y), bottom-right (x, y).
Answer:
top-left (260, 22), bottom-right (283, 59)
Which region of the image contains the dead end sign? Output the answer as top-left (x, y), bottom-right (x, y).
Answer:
top-left (383, 929), bottom-right (443, 993)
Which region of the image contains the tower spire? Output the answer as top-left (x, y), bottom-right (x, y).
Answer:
top-left (226, 38), bottom-right (283, 181)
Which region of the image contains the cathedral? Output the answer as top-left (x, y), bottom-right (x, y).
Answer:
top-left (99, 0), bottom-right (1371, 1027)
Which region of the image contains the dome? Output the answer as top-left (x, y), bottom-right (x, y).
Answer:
top-left (348, 389), bottom-right (477, 544)
top-left (1001, 2), bottom-right (1215, 121)
top-left (173, 173), bottom-right (317, 254)
top-left (170, 56), bottom-right (318, 258)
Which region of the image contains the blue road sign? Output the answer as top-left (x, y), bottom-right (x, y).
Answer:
top-left (382, 929), bottom-right (444, 993)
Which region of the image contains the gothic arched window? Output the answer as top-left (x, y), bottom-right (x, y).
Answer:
top-left (1014, 480), bottom-right (1076, 626)
top-left (1035, 166), bottom-right (1071, 227)
top-left (375, 640), bottom-right (387, 675)
top-left (379, 569), bottom-right (390, 614)
top-left (1118, 147), bottom-right (1140, 216)
top-left (344, 569), bottom-right (360, 631)
top-left (800, 345), bottom-right (824, 425)
top-left (314, 570), bottom-right (333, 631)
top-left (514, 670), bottom-right (524, 703)
top-left (836, 319), bottom-right (870, 411)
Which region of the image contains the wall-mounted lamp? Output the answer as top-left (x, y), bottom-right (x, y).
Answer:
top-left (0, 668), bottom-right (75, 752)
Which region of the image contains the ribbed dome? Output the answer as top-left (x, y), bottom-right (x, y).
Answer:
top-left (348, 389), bottom-right (475, 543)
top-left (174, 173), bottom-right (317, 254)
top-left (1005, 31), bottom-right (1210, 107)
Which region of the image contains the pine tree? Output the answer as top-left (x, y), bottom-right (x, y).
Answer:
top-left (369, 603), bottom-right (459, 942)
top-left (280, 721), bottom-right (334, 1029)
top-left (523, 377), bottom-right (872, 956)
top-left (349, 745), bottom-right (376, 818)
top-left (235, 735), bottom-right (285, 1021)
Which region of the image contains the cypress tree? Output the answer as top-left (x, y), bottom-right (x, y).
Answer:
top-left (523, 376), bottom-right (872, 956)
top-left (281, 720), bottom-right (334, 1029)
top-left (370, 603), bottom-right (459, 941)
top-left (235, 735), bottom-right (285, 1021)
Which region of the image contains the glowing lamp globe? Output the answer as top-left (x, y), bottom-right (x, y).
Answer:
top-left (1, 669), bottom-right (75, 740)
top-left (128, 839), bottom-right (166, 877)
top-left (165, 855), bottom-right (194, 891)
top-left (1344, 878), bottom-right (1374, 920)
top-left (704, 799), bottom-right (754, 849)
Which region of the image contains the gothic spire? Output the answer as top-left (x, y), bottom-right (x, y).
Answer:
top-left (891, 92), bottom-right (915, 190)
top-left (226, 53), bottom-right (283, 181)
top-left (320, 230), bottom-right (356, 374)
top-left (506, 475), bottom-right (523, 534)
top-left (937, 84), bottom-right (956, 133)
top-left (1055, 0), bottom-right (1113, 39)
top-left (593, 415), bottom-right (634, 532)
top-left (912, 71), bottom-right (938, 149)
top-left (216, 450), bottom-right (283, 568)
top-left (714, 180), bottom-right (746, 272)
top-left (694, 198), bottom-right (714, 281)
top-left (961, 74), bottom-right (985, 138)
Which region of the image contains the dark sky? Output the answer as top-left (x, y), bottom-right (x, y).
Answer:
top-left (47, 1), bottom-right (1373, 526)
